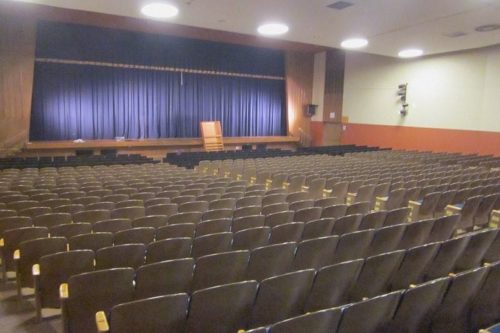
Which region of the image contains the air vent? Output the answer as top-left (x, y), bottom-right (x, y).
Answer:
top-left (475, 24), bottom-right (500, 32)
top-left (327, 1), bottom-right (354, 10)
top-left (444, 31), bottom-right (467, 38)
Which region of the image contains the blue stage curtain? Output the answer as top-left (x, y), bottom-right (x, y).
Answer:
top-left (30, 22), bottom-right (286, 141)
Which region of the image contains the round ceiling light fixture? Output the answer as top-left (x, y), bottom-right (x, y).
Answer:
top-left (340, 38), bottom-right (369, 49)
top-left (398, 48), bottom-right (424, 58)
top-left (141, 3), bottom-right (179, 19)
top-left (257, 23), bottom-right (289, 36)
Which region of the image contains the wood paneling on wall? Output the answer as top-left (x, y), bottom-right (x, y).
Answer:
top-left (285, 51), bottom-right (314, 144)
top-left (0, 15), bottom-right (36, 154)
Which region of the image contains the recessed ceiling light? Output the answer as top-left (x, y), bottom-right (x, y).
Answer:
top-left (398, 49), bottom-right (424, 58)
top-left (141, 3), bottom-right (179, 19)
top-left (257, 23), bottom-right (289, 36)
top-left (340, 38), bottom-right (368, 49)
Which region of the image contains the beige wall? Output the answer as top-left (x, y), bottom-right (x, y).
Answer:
top-left (343, 45), bottom-right (500, 132)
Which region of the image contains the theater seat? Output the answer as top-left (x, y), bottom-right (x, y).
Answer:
top-left (96, 293), bottom-right (189, 333)
top-left (185, 281), bottom-right (258, 333)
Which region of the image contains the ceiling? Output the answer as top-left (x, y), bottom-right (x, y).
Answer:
top-left (8, 0), bottom-right (500, 57)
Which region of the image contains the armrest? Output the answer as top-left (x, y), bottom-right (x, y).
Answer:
top-left (60, 283), bottom-right (69, 299)
top-left (407, 201), bottom-right (422, 222)
top-left (96, 311), bottom-right (110, 333)
top-left (282, 182), bottom-right (290, 190)
top-left (32, 264), bottom-right (40, 276)
top-left (265, 178), bottom-right (272, 190)
top-left (448, 273), bottom-right (457, 278)
top-left (374, 196), bottom-right (388, 211)
top-left (249, 176), bottom-right (256, 185)
top-left (322, 189), bottom-right (332, 198)
top-left (346, 193), bottom-right (356, 205)
top-left (445, 204), bottom-right (462, 216)
top-left (489, 210), bottom-right (500, 228)
top-left (13, 249), bottom-right (20, 260)
top-left (236, 174), bottom-right (242, 181)
top-left (409, 284), bottom-right (417, 289)
top-left (301, 185), bottom-right (309, 192)
top-left (0, 238), bottom-right (4, 247)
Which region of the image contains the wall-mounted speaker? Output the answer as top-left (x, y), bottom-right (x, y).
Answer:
top-left (305, 104), bottom-right (318, 117)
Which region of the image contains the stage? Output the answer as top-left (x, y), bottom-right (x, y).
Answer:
top-left (22, 136), bottom-right (300, 157)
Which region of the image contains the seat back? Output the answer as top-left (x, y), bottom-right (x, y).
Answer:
top-left (2, 227), bottom-right (48, 271)
top-left (425, 235), bottom-right (470, 280)
top-left (332, 229), bottom-right (375, 264)
top-left (185, 281), bottom-right (258, 333)
top-left (146, 237), bottom-right (193, 263)
top-left (156, 223), bottom-right (195, 240)
top-left (168, 212), bottom-right (203, 225)
top-left (264, 210), bottom-right (294, 228)
top-left (132, 215), bottom-right (168, 229)
top-left (246, 242), bottom-right (296, 281)
top-left (232, 227), bottom-right (270, 250)
top-left (18, 237), bottom-right (68, 289)
top-left (390, 242), bottom-right (440, 289)
top-left (430, 266), bottom-right (489, 333)
top-left (73, 209), bottom-right (111, 224)
top-left (114, 227), bottom-right (156, 245)
top-left (270, 307), bottom-right (342, 333)
top-left (454, 229), bottom-right (498, 271)
top-left (38, 250), bottom-right (94, 309)
top-left (109, 294), bottom-right (189, 333)
top-left (269, 222), bottom-right (304, 244)
top-left (428, 214), bottom-right (459, 242)
top-left (145, 203), bottom-right (178, 217)
top-left (191, 232), bottom-right (232, 258)
top-left (192, 250), bottom-right (249, 291)
top-left (389, 277), bottom-right (450, 333)
top-left (95, 244), bottom-right (146, 270)
top-left (202, 208), bottom-right (233, 221)
top-left (64, 268), bottom-right (135, 333)
top-left (336, 291), bottom-right (403, 333)
top-left (350, 250), bottom-right (405, 300)
top-left (305, 259), bottom-right (364, 312)
top-left (368, 224), bottom-right (407, 256)
top-left (49, 223), bottom-right (92, 239)
top-left (293, 235), bottom-right (339, 270)
top-left (359, 211), bottom-right (387, 230)
top-left (93, 218), bottom-right (132, 234)
top-left (302, 218), bottom-right (335, 240)
top-left (250, 269), bottom-right (316, 327)
top-left (331, 214), bottom-right (362, 236)
top-left (69, 232), bottom-right (114, 252)
top-left (398, 219), bottom-right (434, 249)
top-left (135, 258), bottom-right (194, 299)
top-left (232, 215), bottom-right (265, 233)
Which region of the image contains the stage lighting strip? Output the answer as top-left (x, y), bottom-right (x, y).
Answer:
top-left (35, 58), bottom-right (285, 81)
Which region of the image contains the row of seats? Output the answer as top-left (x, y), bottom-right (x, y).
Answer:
top-left (15, 220), bottom-right (500, 322)
top-left (165, 145), bottom-right (382, 169)
top-left (62, 257), bottom-right (499, 333)
top-left (0, 154), bottom-right (156, 169)
top-left (4, 211), bottom-right (472, 286)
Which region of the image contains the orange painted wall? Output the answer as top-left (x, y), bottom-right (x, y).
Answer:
top-left (341, 123), bottom-right (500, 156)
top-left (310, 121), bottom-right (324, 146)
